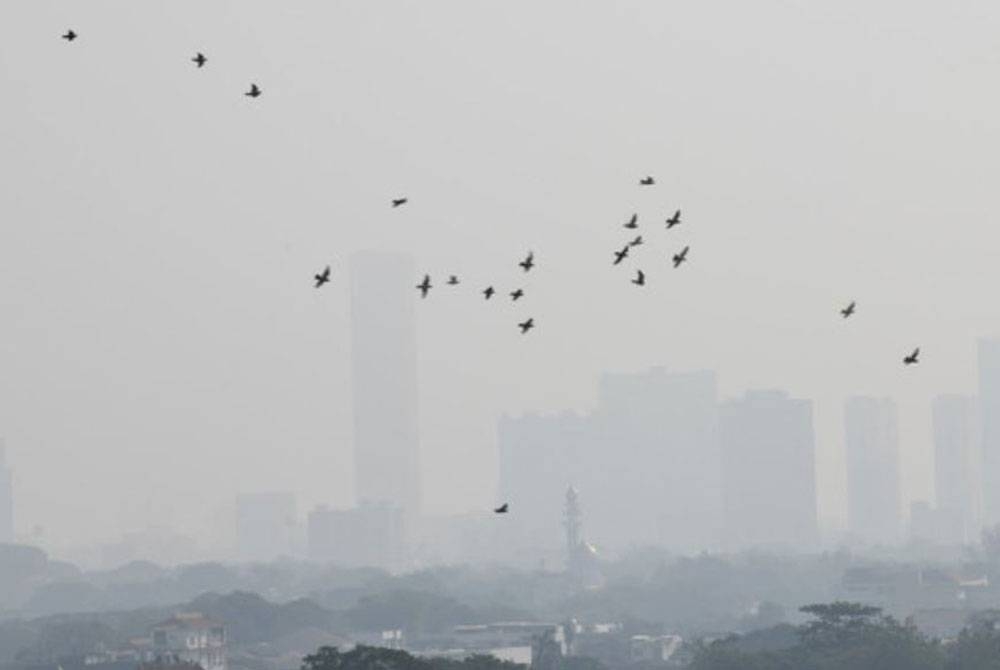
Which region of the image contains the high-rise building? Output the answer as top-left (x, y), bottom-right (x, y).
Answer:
top-left (844, 396), bottom-right (901, 544)
top-left (235, 492), bottom-right (296, 562)
top-left (0, 441), bottom-right (12, 544)
top-left (720, 390), bottom-right (818, 550)
top-left (978, 339), bottom-right (1000, 528)
top-left (350, 252), bottom-right (420, 517)
top-left (498, 368), bottom-right (722, 555)
top-left (932, 394), bottom-right (982, 544)
top-left (307, 502), bottom-right (404, 569)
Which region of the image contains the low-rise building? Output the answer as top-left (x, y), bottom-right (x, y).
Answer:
top-left (151, 613), bottom-right (226, 670)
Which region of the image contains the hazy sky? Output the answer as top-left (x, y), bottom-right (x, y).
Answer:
top-left (3, 1), bottom-right (1000, 553)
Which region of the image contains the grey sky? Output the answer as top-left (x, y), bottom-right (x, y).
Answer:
top-left (3, 1), bottom-right (1000, 551)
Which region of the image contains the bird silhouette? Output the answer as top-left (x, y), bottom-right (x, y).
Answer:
top-left (416, 274), bottom-right (432, 299)
top-left (494, 503), bottom-right (509, 514)
top-left (666, 210), bottom-right (681, 229)
top-left (62, 30), bottom-right (77, 42)
top-left (632, 270), bottom-right (646, 286)
top-left (447, 275), bottom-right (460, 285)
top-left (510, 289), bottom-right (524, 301)
top-left (313, 265), bottom-right (331, 288)
top-left (245, 83), bottom-right (261, 98)
top-left (392, 198), bottom-right (408, 208)
top-left (672, 246), bottom-right (689, 268)
top-left (904, 347), bottom-right (920, 365)
top-left (518, 318), bottom-right (534, 334)
top-left (841, 301), bottom-right (856, 318)
top-left (192, 52), bottom-right (207, 68)
top-left (613, 245), bottom-right (630, 266)
top-left (483, 286), bottom-right (495, 300)
top-left (640, 176), bottom-right (655, 186)
top-left (624, 213), bottom-right (638, 229)
top-left (519, 252), bottom-right (535, 272)
top-left (629, 235), bottom-right (643, 247)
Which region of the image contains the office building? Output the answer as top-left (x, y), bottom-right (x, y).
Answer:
top-left (235, 492), bottom-right (296, 562)
top-left (307, 502), bottom-right (404, 569)
top-left (978, 339), bottom-right (1000, 527)
top-left (844, 396), bottom-right (901, 544)
top-left (932, 394), bottom-right (981, 544)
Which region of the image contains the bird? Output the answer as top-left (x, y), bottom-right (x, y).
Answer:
top-left (672, 246), bottom-right (689, 268)
top-left (624, 213), bottom-right (638, 229)
top-left (613, 245), bottom-right (630, 266)
top-left (494, 503), bottom-right (509, 514)
top-left (447, 275), bottom-right (460, 285)
top-left (416, 274), bottom-right (432, 298)
top-left (632, 270), bottom-right (646, 286)
top-left (510, 289), bottom-right (524, 301)
top-left (640, 176), bottom-right (655, 186)
top-left (192, 52), bottom-right (207, 68)
top-left (904, 347), bottom-right (920, 365)
top-left (392, 198), bottom-right (408, 208)
top-left (313, 265), bottom-right (331, 288)
top-left (666, 210), bottom-right (681, 229)
top-left (483, 286), bottom-right (495, 300)
top-left (519, 252), bottom-right (535, 272)
top-left (62, 30), bottom-right (77, 42)
top-left (841, 301), bottom-right (856, 318)
top-left (518, 318), bottom-right (535, 334)
top-left (629, 235), bottom-right (643, 247)
top-left (245, 83), bottom-right (261, 98)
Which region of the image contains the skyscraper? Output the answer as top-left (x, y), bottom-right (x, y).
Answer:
top-left (235, 492), bottom-right (296, 561)
top-left (932, 394), bottom-right (982, 544)
top-left (978, 339), bottom-right (1000, 528)
top-left (350, 252), bottom-right (420, 516)
top-left (0, 442), bottom-right (11, 543)
top-left (720, 390), bottom-right (818, 550)
top-left (844, 396), bottom-right (901, 544)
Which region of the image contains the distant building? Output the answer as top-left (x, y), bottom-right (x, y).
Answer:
top-left (720, 390), bottom-right (818, 550)
top-left (350, 252), bottom-right (420, 519)
top-left (0, 441), bottom-right (11, 543)
top-left (932, 395), bottom-right (982, 543)
top-left (978, 339), bottom-right (1000, 528)
top-left (498, 368), bottom-right (722, 556)
top-left (235, 492), bottom-right (297, 562)
top-left (844, 396), bottom-right (901, 544)
top-left (151, 613), bottom-right (226, 670)
top-left (307, 502), bottom-right (404, 569)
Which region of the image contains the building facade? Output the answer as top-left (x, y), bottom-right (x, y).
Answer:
top-left (307, 502), bottom-right (404, 569)
top-left (978, 339), bottom-right (1000, 528)
top-left (151, 613), bottom-right (226, 670)
top-left (931, 394), bottom-right (982, 544)
top-left (845, 396), bottom-right (901, 544)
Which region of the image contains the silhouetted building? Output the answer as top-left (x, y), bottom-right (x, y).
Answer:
top-left (307, 502), bottom-right (404, 569)
top-left (720, 390), bottom-right (818, 550)
top-left (235, 492), bottom-right (296, 562)
top-left (978, 339), bottom-right (1000, 527)
top-left (350, 252), bottom-right (420, 518)
top-left (151, 613), bottom-right (226, 670)
top-left (0, 442), bottom-right (11, 543)
top-left (845, 396), bottom-right (901, 544)
top-left (932, 394), bottom-right (981, 544)
top-left (499, 368), bottom-right (722, 555)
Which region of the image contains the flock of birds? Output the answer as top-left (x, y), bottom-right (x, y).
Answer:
top-left (57, 29), bottom-right (922, 516)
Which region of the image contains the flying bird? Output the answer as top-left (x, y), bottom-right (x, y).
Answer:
top-left (392, 198), bottom-right (408, 208)
top-left (192, 52), bottom-right (207, 68)
top-left (313, 265), bottom-right (331, 288)
top-left (666, 210), bottom-right (681, 229)
top-left (629, 235), bottom-right (643, 247)
top-left (518, 318), bottom-right (535, 334)
top-left (640, 176), bottom-right (655, 186)
top-left (519, 252), bottom-right (535, 272)
top-left (494, 503), bottom-right (509, 514)
top-left (447, 275), bottom-right (460, 285)
top-left (632, 270), bottom-right (646, 286)
top-left (841, 301), bottom-right (856, 319)
top-left (483, 286), bottom-right (495, 300)
top-left (904, 348), bottom-right (920, 365)
top-left (510, 289), bottom-right (524, 301)
top-left (672, 246), bottom-right (689, 268)
top-left (624, 213), bottom-right (638, 229)
top-left (62, 30), bottom-right (77, 42)
top-left (416, 274), bottom-right (432, 298)
top-left (245, 83), bottom-right (261, 98)
top-left (613, 245), bottom-right (630, 266)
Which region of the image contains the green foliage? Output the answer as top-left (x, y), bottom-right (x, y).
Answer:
top-left (302, 646), bottom-right (526, 670)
